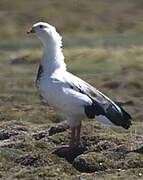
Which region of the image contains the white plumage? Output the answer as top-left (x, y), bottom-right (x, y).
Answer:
top-left (27, 22), bottom-right (132, 147)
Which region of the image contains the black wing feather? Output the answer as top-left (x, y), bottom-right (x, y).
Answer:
top-left (66, 75), bottom-right (132, 129)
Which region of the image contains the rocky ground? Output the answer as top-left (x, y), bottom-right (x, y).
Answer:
top-left (0, 116), bottom-right (143, 179)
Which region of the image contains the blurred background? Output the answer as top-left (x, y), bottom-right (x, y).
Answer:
top-left (0, 0), bottom-right (142, 138)
top-left (0, 1), bottom-right (143, 179)
top-left (0, 0), bottom-right (143, 36)
top-left (0, 0), bottom-right (143, 48)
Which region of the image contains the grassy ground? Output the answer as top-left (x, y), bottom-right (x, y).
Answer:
top-left (0, 36), bottom-right (143, 179)
top-left (0, 0), bottom-right (143, 38)
top-left (0, 0), bottom-right (143, 179)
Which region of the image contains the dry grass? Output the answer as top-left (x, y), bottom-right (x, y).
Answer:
top-left (0, 0), bottom-right (143, 38)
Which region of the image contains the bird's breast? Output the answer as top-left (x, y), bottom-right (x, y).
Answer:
top-left (38, 77), bottom-right (58, 104)
top-left (37, 76), bottom-right (90, 117)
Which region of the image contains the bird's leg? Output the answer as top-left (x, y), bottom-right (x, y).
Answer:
top-left (69, 127), bottom-right (76, 147)
top-left (75, 122), bottom-right (81, 146)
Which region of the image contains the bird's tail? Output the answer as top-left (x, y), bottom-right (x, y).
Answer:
top-left (95, 104), bottom-right (132, 129)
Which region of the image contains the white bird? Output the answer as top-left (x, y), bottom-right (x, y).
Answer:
top-left (27, 22), bottom-right (132, 147)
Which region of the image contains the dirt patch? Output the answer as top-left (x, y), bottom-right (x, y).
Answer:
top-left (53, 145), bottom-right (86, 163)
top-left (0, 129), bottom-right (19, 140)
top-left (15, 154), bottom-right (50, 167)
top-left (0, 121), bottom-right (142, 178)
top-left (103, 81), bottom-right (120, 89)
top-left (32, 122), bottom-right (68, 140)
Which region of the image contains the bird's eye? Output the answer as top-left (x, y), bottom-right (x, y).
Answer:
top-left (39, 25), bottom-right (43, 29)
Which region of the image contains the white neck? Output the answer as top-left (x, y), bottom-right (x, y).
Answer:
top-left (40, 33), bottom-right (66, 76)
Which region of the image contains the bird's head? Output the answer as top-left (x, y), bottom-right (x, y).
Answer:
top-left (27, 22), bottom-right (62, 48)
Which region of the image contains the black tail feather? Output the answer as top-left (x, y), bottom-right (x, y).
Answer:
top-left (119, 106), bottom-right (132, 129)
top-left (106, 104), bottom-right (132, 129)
top-left (85, 99), bottom-right (132, 129)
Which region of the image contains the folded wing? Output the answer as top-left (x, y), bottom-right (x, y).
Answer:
top-left (65, 73), bottom-right (132, 129)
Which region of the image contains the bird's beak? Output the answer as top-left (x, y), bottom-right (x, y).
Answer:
top-left (27, 28), bottom-right (35, 34)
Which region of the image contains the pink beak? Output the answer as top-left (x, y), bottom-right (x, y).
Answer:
top-left (27, 28), bottom-right (35, 34)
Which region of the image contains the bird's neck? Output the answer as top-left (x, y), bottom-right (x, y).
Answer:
top-left (41, 43), bottom-right (66, 76)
